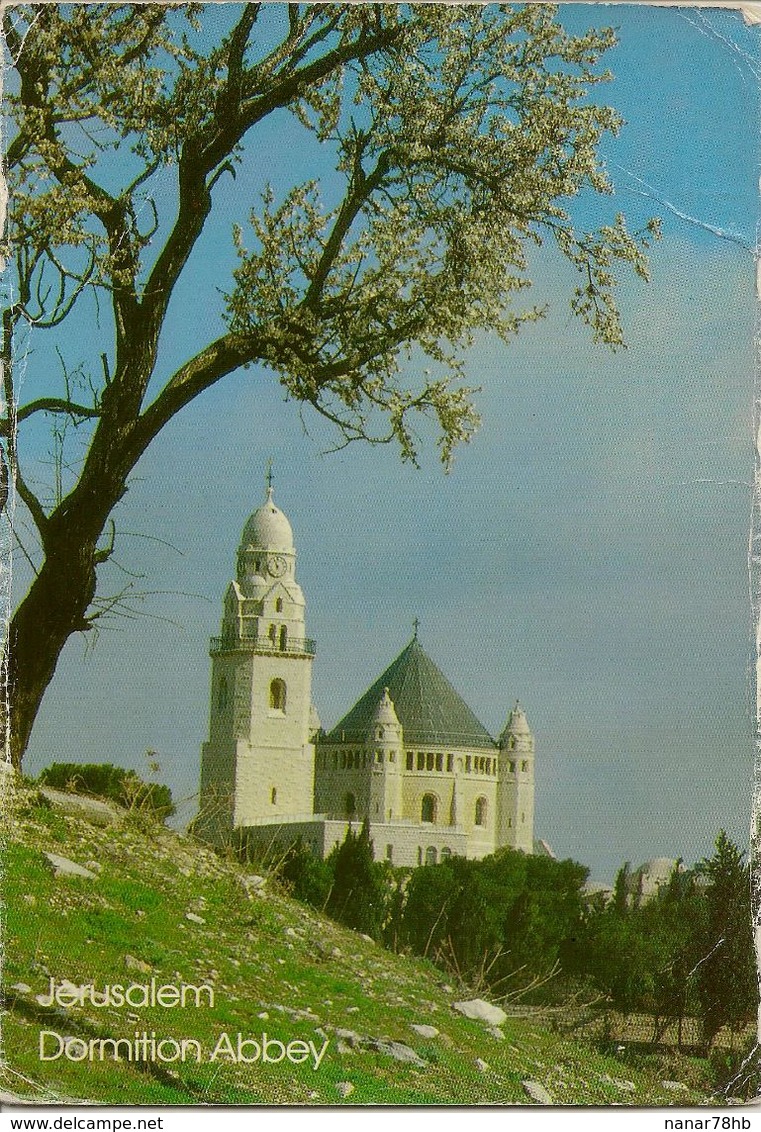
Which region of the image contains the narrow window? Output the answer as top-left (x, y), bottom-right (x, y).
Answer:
top-left (417, 752), bottom-right (424, 770)
top-left (466, 756), bottom-right (472, 773)
top-left (509, 761), bottom-right (516, 773)
top-left (217, 676), bottom-right (228, 712)
top-left (425, 846), bottom-right (438, 866)
top-left (446, 754), bottom-right (453, 772)
top-left (441, 847), bottom-right (452, 861)
top-left (386, 844), bottom-right (393, 862)
top-left (421, 793), bottom-right (437, 824)
top-left (406, 752), bottom-right (414, 771)
top-left (279, 625), bottom-right (288, 651)
top-left (435, 753), bottom-right (443, 772)
top-left (269, 678), bottom-right (286, 712)
top-left (522, 760), bottom-right (528, 772)
top-left (268, 624), bottom-right (276, 643)
top-left (426, 752), bottom-right (434, 771)
top-left (475, 796), bottom-right (488, 827)
top-left (275, 597), bottom-right (283, 612)
top-left (345, 792), bottom-right (356, 818)
top-left (271, 787), bottom-right (277, 805)
top-left (417, 846), bottom-right (423, 866)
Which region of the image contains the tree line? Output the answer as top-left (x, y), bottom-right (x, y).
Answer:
top-left (275, 824), bottom-right (757, 1051)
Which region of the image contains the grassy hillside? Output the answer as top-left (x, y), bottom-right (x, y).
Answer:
top-left (2, 780), bottom-right (716, 1106)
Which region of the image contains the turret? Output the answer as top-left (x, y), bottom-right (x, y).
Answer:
top-left (367, 688), bottom-right (404, 822)
top-left (496, 701), bottom-right (535, 853)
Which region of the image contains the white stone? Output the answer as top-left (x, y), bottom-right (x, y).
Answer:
top-left (410, 1024), bottom-right (439, 1039)
top-left (335, 1082), bottom-right (354, 1098)
top-left (661, 1081), bottom-right (688, 1092)
top-left (10, 983), bottom-right (31, 994)
top-left (475, 1058), bottom-right (490, 1073)
top-left (124, 954), bottom-right (152, 973)
top-left (522, 1080), bottom-right (554, 1105)
top-left (453, 998), bottom-right (507, 1026)
top-left (185, 912), bottom-right (206, 925)
top-left (43, 852), bottom-right (97, 879)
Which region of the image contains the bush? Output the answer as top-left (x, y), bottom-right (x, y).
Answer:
top-left (38, 762), bottom-right (175, 820)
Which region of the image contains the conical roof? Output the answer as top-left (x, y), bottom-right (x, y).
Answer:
top-left (327, 637), bottom-right (496, 749)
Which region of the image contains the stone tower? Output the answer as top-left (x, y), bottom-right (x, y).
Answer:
top-left (496, 702), bottom-right (535, 853)
top-left (197, 485), bottom-right (317, 844)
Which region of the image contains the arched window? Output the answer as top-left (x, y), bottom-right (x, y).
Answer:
top-left (345, 792), bottom-right (356, 818)
top-left (425, 846), bottom-right (438, 866)
top-left (268, 624), bottom-right (276, 643)
top-left (269, 678), bottom-right (286, 712)
top-left (441, 847), bottom-right (452, 861)
top-left (475, 796), bottom-right (488, 827)
top-left (217, 676), bottom-right (228, 712)
top-left (275, 597), bottom-right (283, 612)
top-left (421, 793), bottom-right (438, 824)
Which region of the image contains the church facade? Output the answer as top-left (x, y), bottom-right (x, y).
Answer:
top-left (196, 487), bottom-right (535, 867)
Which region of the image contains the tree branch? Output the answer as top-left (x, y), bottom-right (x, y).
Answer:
top-left (15, 398), bottom-right (102, 425)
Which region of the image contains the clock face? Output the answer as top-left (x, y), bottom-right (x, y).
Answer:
top-left (268, 555), bottom-right (287, 577)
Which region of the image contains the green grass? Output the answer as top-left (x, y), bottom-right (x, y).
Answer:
top-left (2, 781), bottom-right (718, 1106)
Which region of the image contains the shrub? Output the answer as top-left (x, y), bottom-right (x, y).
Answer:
top-left (38, 763), bottom-right (175, 820)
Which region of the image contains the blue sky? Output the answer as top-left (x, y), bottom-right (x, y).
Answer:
top-left (15, 4), bottom-right (760, 882)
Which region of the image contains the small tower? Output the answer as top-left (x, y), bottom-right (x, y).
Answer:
top-left (496, 701), bottom-right (535, 853)
top-left (366, 688), bottom-right (404, 823)
top-left (197, 482), bottom-right (317, 844)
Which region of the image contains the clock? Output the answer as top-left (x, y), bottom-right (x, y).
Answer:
top-left (268, 555), bottom-right (287, 577)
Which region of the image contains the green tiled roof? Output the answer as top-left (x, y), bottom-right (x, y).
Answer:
top-left (325, 637), bottom-right (496, 750)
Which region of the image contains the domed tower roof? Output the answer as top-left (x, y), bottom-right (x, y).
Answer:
top-left (240, 486), bottom-right (294, 553)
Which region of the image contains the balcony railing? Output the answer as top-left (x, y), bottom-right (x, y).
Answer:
top-left (210, 634), bottom-right (316, 657)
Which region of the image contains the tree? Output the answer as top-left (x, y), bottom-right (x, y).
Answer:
top-left (695, 831), bottom-right (757, 1047)
top-left (326, 819), bottom-right (386, 938)
top-left (2, 4), bottom-right (658, 767)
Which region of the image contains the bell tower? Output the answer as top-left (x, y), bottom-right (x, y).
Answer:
top-left (197, 481), bottom-right (317, 844)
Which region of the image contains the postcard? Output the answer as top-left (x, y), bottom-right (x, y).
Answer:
top-left (1, 0), bottom-right (760, 1108)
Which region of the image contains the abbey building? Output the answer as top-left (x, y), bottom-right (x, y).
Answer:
top-left (196, 487), bottom-right (535, 866)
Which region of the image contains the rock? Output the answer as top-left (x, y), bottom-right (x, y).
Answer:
top-left (335, 1082), bottom-right (354, 1099)
top-left (124, 954), bottom-right (152, 974)
top-left (10, 983), bottom-right (31, 994)
top-left (43, 852), bottom-right (97, 879)
top-left (410, 1023), bottom-right (439, 1039)
top-left (522, 1080), bottom-right (554, 1105)
top-left (371, 1039), bottom-right (426, 1067)
top-left (335, 1029), bottom-right (362, 1046)
top-left (453, 998), bottom-right (507, 1027)
top-left (345, 1005), bottom-right (359, 1014)
top-left (258, 1012), bottom-right (269, 1020)
top-left (285, 927), bottom-right (299, 938)
top-left (38, 787), bottom-right (120, 827)
top-left (23, 894), bottom-right (36, 905)
top-left (475, 1058), bottom-right (489, 1073)
top-left (359, 933), bottom-right (374, 944)
top-left (337, 1041), bottom-right (354, 1055)
top-left (601, 1074), bottom-right (636, 1093)
top-left (185, 912), bottom-right (206, 925)
top-left (487, 1026), bottom-right (504, 1041)
top-left (661, 1081), bottom-right (688, 1092)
